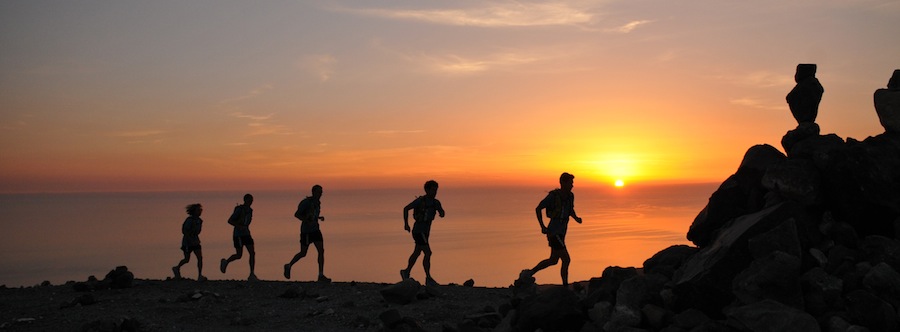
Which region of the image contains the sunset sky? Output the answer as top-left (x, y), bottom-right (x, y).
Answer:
top-left (2, 0), bottom-right (898, 193)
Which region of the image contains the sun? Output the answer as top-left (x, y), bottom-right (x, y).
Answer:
top-left (614, 179), bottom-right (625, 187)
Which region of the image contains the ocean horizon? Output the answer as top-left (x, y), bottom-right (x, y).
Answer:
top-left (0, 183), bottom-right (717, 288)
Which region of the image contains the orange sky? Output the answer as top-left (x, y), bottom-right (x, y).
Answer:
top-left (1, 1), bottom-right (898, 193)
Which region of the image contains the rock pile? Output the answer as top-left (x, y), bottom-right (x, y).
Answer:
top-left (446, 68), bottom-right (900, 332)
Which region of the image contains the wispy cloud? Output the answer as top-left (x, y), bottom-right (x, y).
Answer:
top-left (606, 20), bottom-right (652, 33)
top-left (408, 51), bottom-right (544, 75)
top-left (231, 112), bottom-right (275, 121)
top-left (362, 9), bottom-right (604, 76)
top-left (297, 54), bottom-right (337, 81)
top-left (109, 130), bottom-right (165, 138)
top-left (369, 130), bottom-right (426, 135)
top-left (246, 122), bottom-right (292, 137)
top-left (228, 111), bottom-right (293, 137)
top-left (738, 71), bottom-right (794, 88)
top-left (341, 2), bottom-right (596, 27)
top-left (730, 97), bottom-right (782, 110)
top-left (108, 130), bottom-right (165, 144)
top-left (221, 84), bottom-right (274, 104)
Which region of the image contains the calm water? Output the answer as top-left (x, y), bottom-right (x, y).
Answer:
top-left (0, 184), bottom-right (716, 287)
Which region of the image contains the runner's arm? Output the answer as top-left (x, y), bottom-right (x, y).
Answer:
top-left (535, 202), bottom-right (548, 233)
top-left (570, 209), bottom-right (583, 224)
top-left (403, 201), bottom-right (416, 231)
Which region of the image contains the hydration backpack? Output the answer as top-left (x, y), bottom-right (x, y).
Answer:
top-left (227, 205), bottom-right (244, 226)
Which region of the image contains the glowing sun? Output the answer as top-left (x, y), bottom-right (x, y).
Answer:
top-left (614, 179), bottom-right (625, 187)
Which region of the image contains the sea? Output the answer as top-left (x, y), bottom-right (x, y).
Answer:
top-left (0, 183), bottom-right (717, 288)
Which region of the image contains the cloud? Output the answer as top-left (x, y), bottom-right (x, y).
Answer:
top-left (228, 112), bottom-right (293, 137)
top-left (369, 130), bottom-right (426, 135)
top-left (730, 97), bottom-right (782, 110)
top-left (107, 130), bottom-right (165, 144)
top-left (297, 54), bottom-right (337, 81)
top-left (606, 20), bottom-right (652, 33)
top-left (221, 84), bottom-right (274, 104)
top-left (739, 71), bottom-right (794, 88)
top-left (407, 51), bottom-right (544, 75)
top-left (246, 122), bottom-right (293, 137)
top-left (341, 2), bottom-right (596, 27)
top-left (231, 112), bottom-right (274, 121)
top-left (109, 130), bottom-right (165, 138)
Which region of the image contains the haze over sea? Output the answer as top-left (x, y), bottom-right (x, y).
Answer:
top-left (1, 183), bottom-right (716, 288)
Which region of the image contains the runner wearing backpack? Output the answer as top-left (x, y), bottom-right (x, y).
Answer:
top-left (521, 172), bottom-right (583, 287)
top-left (284, 185), bottom-right (330, 283)
top-left (220, 193), bottom-right (258, 281)
top-left (400, 180), bottom-right (445, 286)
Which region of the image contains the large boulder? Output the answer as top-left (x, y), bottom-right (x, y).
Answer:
top-left (615, 274), bottom-right (667, 310)
top-left (688, 145), bottom-right (784, 247)
top-left (782, 122), bottom-right (822, 155)
top-left (642, 245), bottom-right (698, 279)
top-left (674, 202), bottom-right (804, 315)
top-left (586, 266), bottom-right (638, 306)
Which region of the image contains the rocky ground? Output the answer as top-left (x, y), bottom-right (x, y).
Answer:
top-left (0, 275), bottom-right (514, 331)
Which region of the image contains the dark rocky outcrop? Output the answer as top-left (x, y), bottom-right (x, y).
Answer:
top-left (486, 68), bottom-right (900, 332)
top-left (687, 144), bottom-right (783, 247)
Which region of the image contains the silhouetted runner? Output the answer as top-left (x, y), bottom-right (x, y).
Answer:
top-left (284, 185), bottom-right (330, 283)
top-left (400, 180), bottom-right (445, 286)
top-left (220, 193), bottom-right (258, 281)
top-left (172, 203), bottom-right (206, 281)
top-left (521, 172), bottom-right (583, 286)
